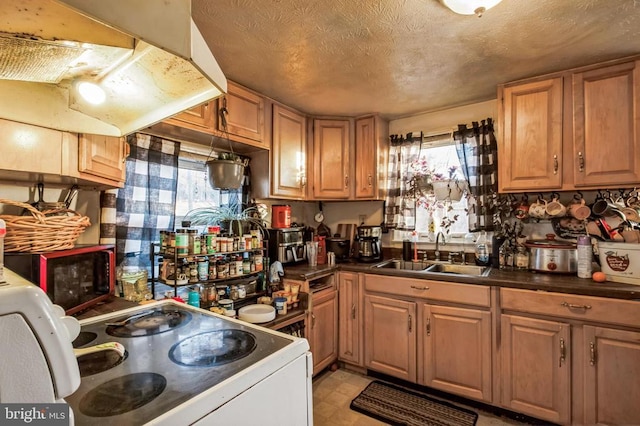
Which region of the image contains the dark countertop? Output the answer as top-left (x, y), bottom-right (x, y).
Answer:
top-left (284, 260), bottom-right (640, 301)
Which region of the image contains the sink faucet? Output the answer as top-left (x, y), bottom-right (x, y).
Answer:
top-left (434, 232), bottom-right (445, 261)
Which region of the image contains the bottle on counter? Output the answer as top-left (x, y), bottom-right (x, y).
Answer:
top-left (515, 246), bottom-right (529, 270)
top-left (475, 230), bottom-right (490, 266)
top-left (577, 235), bottom-right (593, 278)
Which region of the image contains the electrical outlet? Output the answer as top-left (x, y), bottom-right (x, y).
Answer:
top-left (358, 215), bottom-right (366, 224)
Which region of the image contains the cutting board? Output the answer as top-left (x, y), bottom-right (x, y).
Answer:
top-left (336, 223), bottom-right (358, 249)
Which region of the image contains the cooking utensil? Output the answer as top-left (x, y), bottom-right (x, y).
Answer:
top-left (74, 342), bottom-right (126, 358)
top-left (64, 185), bottom-right (79, 209)
top-left (105, 310), bottom-right (155, 327)
top-left (31, 183), bottom-right (46, 211)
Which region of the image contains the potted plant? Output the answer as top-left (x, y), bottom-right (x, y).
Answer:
top-left (184, 203), bottom-right (266, 237)
top-left (206, 152), bottom-right (247, 189)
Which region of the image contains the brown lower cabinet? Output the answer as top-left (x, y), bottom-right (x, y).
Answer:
top-left (500, 287), bottom-right (640, 425)
top-left (309, 286), bottom-right (338, 376)
top-left (361, 273), bottom-right (493, 403)
top-left (339, 274), bottom-right (640, 425)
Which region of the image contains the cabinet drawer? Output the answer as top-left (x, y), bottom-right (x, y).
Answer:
top-left (364, 274), bottom-right (490, 307)
top-left (501, 288), bottom-right (640, 328)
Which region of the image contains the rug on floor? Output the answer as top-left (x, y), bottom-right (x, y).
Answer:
top-left (350, 380), bottom-right (478, 426)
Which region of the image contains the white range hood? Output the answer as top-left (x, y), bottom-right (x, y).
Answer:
top-left (0, 0), bottom-right (227, 137)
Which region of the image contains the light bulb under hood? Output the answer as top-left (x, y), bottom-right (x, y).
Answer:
top-left (0, 0), bottom-right (227, 137)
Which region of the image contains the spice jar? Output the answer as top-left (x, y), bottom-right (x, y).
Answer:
top-left (230, 285), bottom-right (239, 301)
top-left (238, 284), bottom-right (246, 299)
top-left (515, 246), bottom-right (529, 270)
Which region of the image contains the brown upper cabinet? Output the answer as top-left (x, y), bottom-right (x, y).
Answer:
top-left (311, 115), bottom-right (387, 201)
top-left (312, 118), bottom-right (351, 199)
top-left (78, 134), bottom-right (129, 185)
top-left (271, 104), bottom-right (308, 199)
top-left (163, 81), bottom-right (269, 151)
top-left (0, 119), bottom-right (128, 188)
top-left (498, 57), bottom-right (640, 192)
top-left (216, 82), bottom-right (267, 149)
top-left (163, 101), bottom-right (214, 132)
top-left (354, 115), bottom-right (387, 200)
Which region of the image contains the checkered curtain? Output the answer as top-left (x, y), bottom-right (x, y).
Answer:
top-left (383, 132), bottom-right (423, 230)
top-left (100, 133), bottom-right (180, 269)
top-left (455, 118), bottom-right (498, 231)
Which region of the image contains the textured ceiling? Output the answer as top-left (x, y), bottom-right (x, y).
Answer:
top-left (193, 0), bottom-right (640, 120)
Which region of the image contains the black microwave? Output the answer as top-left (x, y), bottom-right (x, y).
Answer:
top-left (5, 245), bottom-right (115, 315)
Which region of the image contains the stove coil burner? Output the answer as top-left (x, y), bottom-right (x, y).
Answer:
top-left (106, 309), bottom-right (192, 337)
top-left (72, 331), bottom-right (98, 348)
top-left (78, 372), bottom-right (167, 417)
top-left (77, 349), bottom-right (128, 377)
top-left (169, 329), bottom-right (257, 367)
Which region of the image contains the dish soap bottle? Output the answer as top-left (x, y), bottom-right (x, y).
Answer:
top-left (475, 230), bottom-right (490, 266)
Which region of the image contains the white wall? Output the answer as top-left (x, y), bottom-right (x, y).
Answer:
top-left (389, 100), bottom-right (497, 135)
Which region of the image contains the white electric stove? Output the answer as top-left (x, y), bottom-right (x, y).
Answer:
top-left (0, 268), bottom-right (313, 425)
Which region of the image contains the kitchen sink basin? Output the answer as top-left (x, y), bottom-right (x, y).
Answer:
top-left (372, 259), bottom-right (430, 271)
top-left (424, 263), bottom-right (490, 277)
top-left (372, 259), bottom-right (491, 277)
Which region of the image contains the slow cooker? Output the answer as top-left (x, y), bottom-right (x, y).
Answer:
top-left (525, 234), bottom-right (577, 273)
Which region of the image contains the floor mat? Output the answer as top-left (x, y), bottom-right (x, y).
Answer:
top-left (350, 380), bottom-right (478, 426)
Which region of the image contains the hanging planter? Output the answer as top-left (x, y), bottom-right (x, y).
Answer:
top-left (206, 152), bottom-right (247, 189)
top-left (433, 179), bottom-right (467, 201)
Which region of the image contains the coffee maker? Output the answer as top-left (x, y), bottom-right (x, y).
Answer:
top-left (355, 225), bottom-right (382, 262)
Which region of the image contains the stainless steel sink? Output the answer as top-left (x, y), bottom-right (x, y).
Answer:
top-left (424, 263), bottom-right (490, 277)
top-left (372, 259), bottom-right (430, 271)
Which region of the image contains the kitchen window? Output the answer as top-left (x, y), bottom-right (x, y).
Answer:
top-left (387, 133), bottom-right (470, 242)
top-left (174, 155), bottom-right (243, 229)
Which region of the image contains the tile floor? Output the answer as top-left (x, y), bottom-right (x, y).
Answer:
top-left (312, 368), bottom-right (535, 426)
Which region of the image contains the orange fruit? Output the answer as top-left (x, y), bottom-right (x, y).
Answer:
top-left (592, 271), bottom-right (607, 282)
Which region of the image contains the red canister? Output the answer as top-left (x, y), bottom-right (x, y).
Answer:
top-left (271, 205), bottom-right (291, 228)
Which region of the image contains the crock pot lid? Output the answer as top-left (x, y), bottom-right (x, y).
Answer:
top-left (525, 234), bottom-right (576, 249)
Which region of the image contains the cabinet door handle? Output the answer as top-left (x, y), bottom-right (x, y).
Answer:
top-left (561, 301), bottom-right (592, 310)
top-left (426, 317), bottom-right (431, 336)
top-left (408, 314), bottom-right (412, 332)
top-left (553, 154), bottom-right (558, 174)
top-left (367, 174), bottom-right (372, 187)
top-left (410, 285), bottom-right (429, 290)
top-left (590, 341), bottom-right (596, 366)
top-left (351, 304), bottom-right (356, 320)
top-left (344, 175), bottom-right (349, 188)
top-left (559, 337), bottom-right (566, 367)
top-left (578, 152), bottom-right (584, 172)
top-left (311, 313), bottom-right (316, 329)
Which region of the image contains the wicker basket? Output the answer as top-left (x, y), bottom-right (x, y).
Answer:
top-left (0, 198), bottom-right (91, 253)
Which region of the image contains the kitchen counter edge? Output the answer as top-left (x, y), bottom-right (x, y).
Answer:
top-left (284, 262), bottom-right (640, 301)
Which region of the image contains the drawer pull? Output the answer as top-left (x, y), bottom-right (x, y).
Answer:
top-left (561, 302), bottom-right (592, 310)
top-left (410, 285), bottom-right (430, 290)
top-left (559, 337), bottom-right (566, 367)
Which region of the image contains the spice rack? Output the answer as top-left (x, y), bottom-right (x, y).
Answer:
top-left (149, 229), bottom-right (268, 309)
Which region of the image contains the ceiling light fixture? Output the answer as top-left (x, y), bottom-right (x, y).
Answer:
top-left (76, 81), bottom-right (106, 105)
top-left (441, 0), bottom-right (503, 17)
